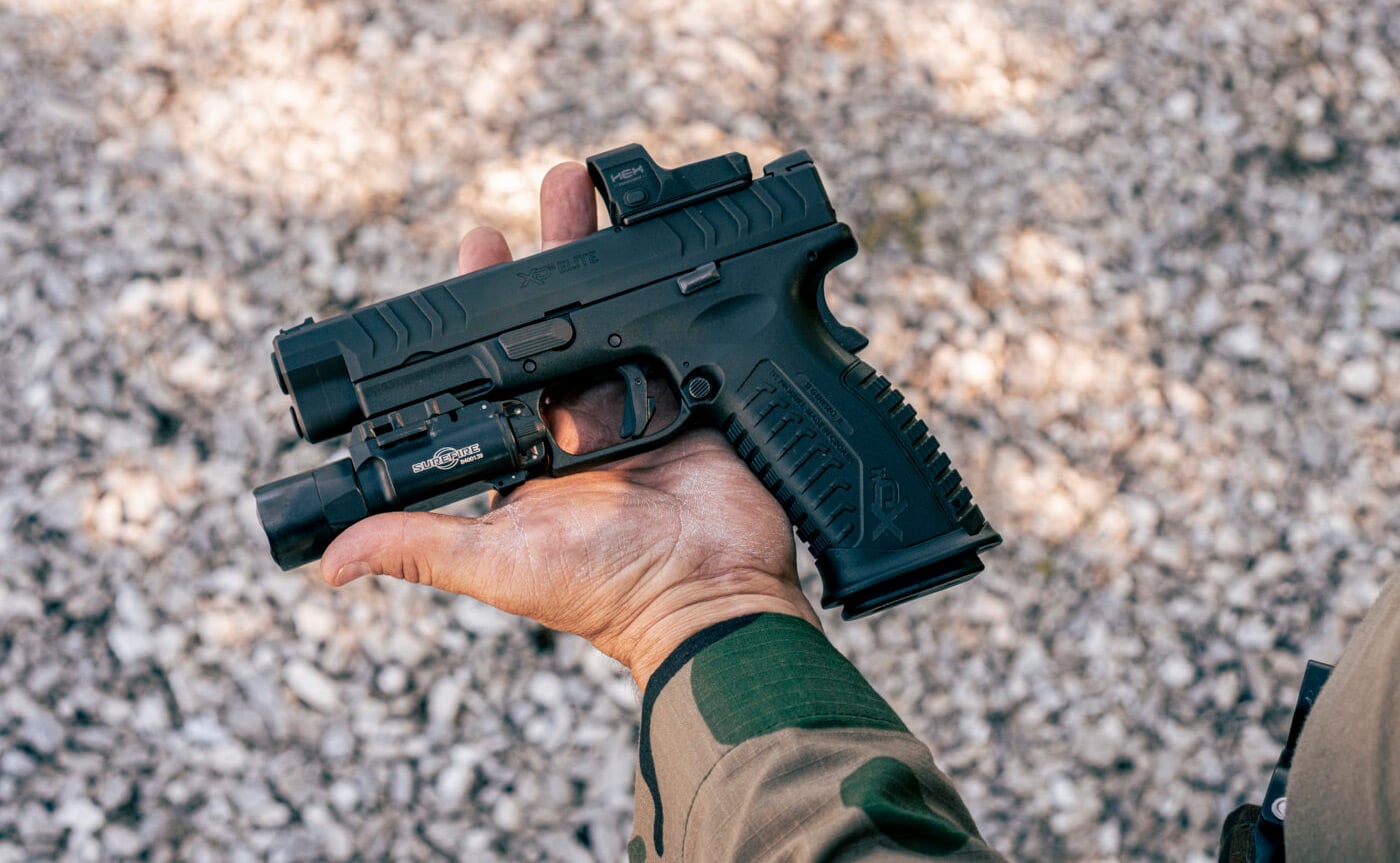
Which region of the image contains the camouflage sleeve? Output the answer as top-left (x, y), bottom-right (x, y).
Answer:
top-left (627, 613), bottom-right (1004, 862)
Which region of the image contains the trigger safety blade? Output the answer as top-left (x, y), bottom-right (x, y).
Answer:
top-left (618, 363), bottom-right (654, 439)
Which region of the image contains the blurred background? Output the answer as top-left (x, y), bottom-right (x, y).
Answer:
top-left (3, 0), bottom-right (1397, 859)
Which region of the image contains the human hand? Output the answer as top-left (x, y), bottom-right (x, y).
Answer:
top-left (320, 162), bottom-right (819, 688)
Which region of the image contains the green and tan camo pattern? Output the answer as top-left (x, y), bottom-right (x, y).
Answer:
top-left (627, 614), bottom-right (1006, 862)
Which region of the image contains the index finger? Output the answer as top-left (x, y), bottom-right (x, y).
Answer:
top-left (540, 162), bottom-right (597, 250)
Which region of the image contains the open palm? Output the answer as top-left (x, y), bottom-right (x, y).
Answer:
top-left (320, 163), bottom-right (817, 686)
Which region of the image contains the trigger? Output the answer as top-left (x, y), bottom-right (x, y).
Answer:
top-left (618, 363), bottom-right (655, 439)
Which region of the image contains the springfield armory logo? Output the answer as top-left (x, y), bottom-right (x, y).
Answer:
top-left (518, 250), bottom-right (599, 287)
top-left (412, 444), bottom-right (483, 474)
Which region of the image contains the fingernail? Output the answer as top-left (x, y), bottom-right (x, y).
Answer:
top-left (333, 561), bottom-right (373, 587)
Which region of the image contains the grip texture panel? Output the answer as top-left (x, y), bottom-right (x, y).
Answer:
top-left (843, 360), bottom-right (988, 536)
top-left (723, 361), bottom-right (860, 557)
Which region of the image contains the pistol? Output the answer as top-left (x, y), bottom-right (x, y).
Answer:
top-left (253, 145), bottom-right (1000, 618)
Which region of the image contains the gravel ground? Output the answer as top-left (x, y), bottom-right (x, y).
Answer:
top-left (3, 0), bottom-right (1397, 860)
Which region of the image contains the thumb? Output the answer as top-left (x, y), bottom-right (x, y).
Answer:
top-left (320, 510), bottom-right (524, 610)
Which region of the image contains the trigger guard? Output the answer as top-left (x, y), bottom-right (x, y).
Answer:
top-left (817, 280), bottom-right (869, 353)
top-left (545, 405), bottom-right (692, 475)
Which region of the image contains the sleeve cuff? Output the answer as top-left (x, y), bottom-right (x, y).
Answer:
top-left (634, 613), bottom-right (908, 856)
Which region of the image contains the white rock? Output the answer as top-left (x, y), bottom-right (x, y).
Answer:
top-left (1217, 324), bottom-right (1263, 361)
top-left (108, 626), bottom-right (155, 666)
top-left (0, 750), bottom-right (36, 777)
top-left (1096, 820), bottom-right (1122, 855)
top-left (1236, 617), bottom-right (1275, 651)
top-left (328, 780), bottom-right (360, 814)
top-left (182, 715), bottom-right (229, 747)
top-left (604, 678), bottom-right (638, 712)
top-left (376, 664), bottom-right (409, 696)
top-left (294, 604), bottom-right (338, 643)
top-left (1159, 655), bottom-right (1196, 688)
top-left (1295, 131), bottom-right (1337, 163)
top-left (526, 672), bottom-right (564, 707)
top-left (1048, 774), bottom-right (1078, 811)
top-left (389, 762), bottom-right (415, 806)
top-left (252, 801), bottom-right (291, 828)
top-left (452, 597), bottom-right (515, 638)
top-left (100, 825), bottom-right (145, 857)
top-left (1080, 715), bottom-right (1127, 767)
top-left (1294, 95), bottom-right (1325, 126)
top-left (492, 795), bottom-right (523, 832)
top-left (56, 798), bottom-right (104, 836)
top-left (0, 589), bottom-right (42, 621)
top-left (1165, 90), bottom-right (1197, 121)
top-left (320, 723), bottom-right (355, 760)
top-left (284, 660), bottom-right (343, 713)
top-left (132, 695), bottom-right (170, 734)
top-left (1370, 295), bottom-right (1400, 332)
top-left (436, 762), bottom-right (473, 809)
top-left (1305, 251), bottom-right (1346, 286)
top-left (426, 677), bottom-right (463, 728)
top-left (1337, 359), bottom-right (1380, 397)
top-left (579, 645), bottom-right (624, 685)
top-left (21, 711), bottom-right (63, 755)
top-left (381, 628), bottom-right (428, 667)
top-left (114, 584), bottom-right (154, 629)
top-left (1192, 294), bottom-right (1223, 335)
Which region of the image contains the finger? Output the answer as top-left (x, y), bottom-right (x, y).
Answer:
top-left (539, 162), bottom-right (597, 250)
top-left (535, 161), bottom-right (602, 451)
top-left (545, 380), bottom-right (624, 454)
top-left (320, 510), bottom-right (529, 613)
top-left (545, 368), bottom-right (681, 455)
top-left (458, 226), bottom-right (513, 275)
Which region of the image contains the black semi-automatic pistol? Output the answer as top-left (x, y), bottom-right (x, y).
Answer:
top-left (253, 145), bottom-right (1001, 618)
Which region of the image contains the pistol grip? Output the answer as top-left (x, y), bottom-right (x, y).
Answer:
top-left (722, 358), bottom-right (1000, 619)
